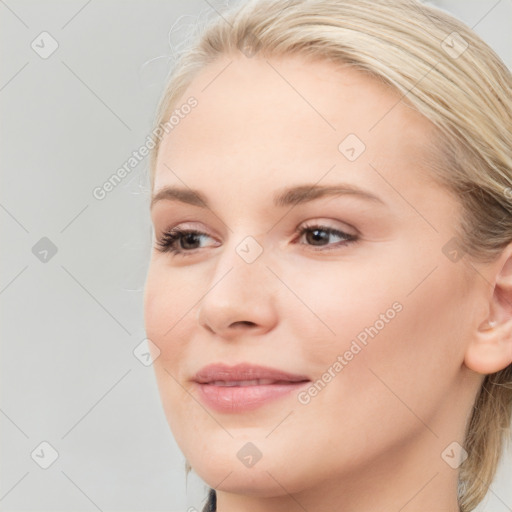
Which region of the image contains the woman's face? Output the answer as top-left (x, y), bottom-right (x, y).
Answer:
top-left (144, 54), bottom-right (486, 505)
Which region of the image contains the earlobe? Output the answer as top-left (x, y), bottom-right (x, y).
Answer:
top-left (464, 320), bottom-right (512, 375)
top-left (464, 242), bottom-right (512, 375)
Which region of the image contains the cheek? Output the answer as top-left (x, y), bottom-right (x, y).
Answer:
top-left (144, 263), bottom-right (197, 346)
top-left (143, 262), bottom-right (199, 408)
top-left (144, 268), bottom-right (196, 438)
top-left (282, 246), bottom-right (469, 423)
top-left (275, 257), bottom-right (405, 373)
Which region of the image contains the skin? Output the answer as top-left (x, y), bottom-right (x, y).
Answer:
top-left (143, 53), bottom-right (512, 512)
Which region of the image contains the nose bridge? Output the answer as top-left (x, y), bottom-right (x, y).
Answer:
top-left (210, 233), bottom-right (268, 302)
top-left (196, 232), bottom-right (277, 333)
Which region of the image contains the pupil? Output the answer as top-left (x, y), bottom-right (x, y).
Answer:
top-left (182, 233), bottom-right (200, 249)
top-left (308, 229), bottom-right (328, 245)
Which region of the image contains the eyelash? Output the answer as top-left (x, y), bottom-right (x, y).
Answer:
top-left (156, 223), bottom-right (358, 256)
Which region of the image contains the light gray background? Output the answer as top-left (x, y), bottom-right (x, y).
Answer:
top-left (1, 1), bottom-right (511, 511)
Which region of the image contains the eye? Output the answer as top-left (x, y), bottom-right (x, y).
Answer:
top-left (295, 222), bottom-right (358, 250)
top-left (155, 222), bottom-right (358, 256)
top-left (156, 228), bottom-right (217, 255)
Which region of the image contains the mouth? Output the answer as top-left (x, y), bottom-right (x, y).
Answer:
top-left (192, 363), bottom-right (311, 413)
top-left (206, 378), bottom-right (302, 386)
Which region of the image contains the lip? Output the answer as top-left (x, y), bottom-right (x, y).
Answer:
top-left (192, 363), bottom-right (310, 413)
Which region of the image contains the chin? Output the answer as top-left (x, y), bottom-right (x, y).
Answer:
top-left (189, 443), bottom-right (317, 499)
top-left (197, 467), bottom-right (303, 498)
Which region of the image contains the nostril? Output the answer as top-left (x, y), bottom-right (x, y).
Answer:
top-left (232, 321), bottom-right (256, 327)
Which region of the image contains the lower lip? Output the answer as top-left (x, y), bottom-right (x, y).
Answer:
top-left (195, 381), bottom-right (310, 413)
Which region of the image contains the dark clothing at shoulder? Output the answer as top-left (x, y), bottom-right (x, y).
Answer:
top-left (201, 488), bottom-right (216, 512)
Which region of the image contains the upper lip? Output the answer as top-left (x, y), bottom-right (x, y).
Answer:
top-left (193, 363), bottom-right (310, 384)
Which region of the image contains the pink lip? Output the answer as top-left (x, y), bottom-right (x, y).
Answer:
top-left (192, 363), bottom-right (310, 413)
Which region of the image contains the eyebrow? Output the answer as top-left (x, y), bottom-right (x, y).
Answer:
top-left (150, 183), bottom-right (386, 210)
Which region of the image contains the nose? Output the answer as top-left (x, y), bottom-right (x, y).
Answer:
top-left (196, 238), bottom-right (278, 339)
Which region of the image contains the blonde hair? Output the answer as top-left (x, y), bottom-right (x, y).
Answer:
top-left (148, 1), bottom-right (512, 510)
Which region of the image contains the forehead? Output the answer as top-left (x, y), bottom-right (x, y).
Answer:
top-left (154, 54), bottom-right (435, 195)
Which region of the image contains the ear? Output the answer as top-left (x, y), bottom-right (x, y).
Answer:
top-left (464, 242), bottom-right (512, 375)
